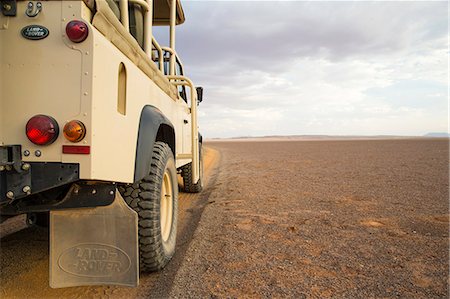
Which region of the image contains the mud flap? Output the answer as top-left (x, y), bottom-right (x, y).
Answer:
top-left (49, 191), bottom-right (139, 288)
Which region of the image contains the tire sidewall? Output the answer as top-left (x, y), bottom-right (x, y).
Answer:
top-left (160, 155), bottom-right (178, 257)
top-left (199, 143), bottom-right (204, 188)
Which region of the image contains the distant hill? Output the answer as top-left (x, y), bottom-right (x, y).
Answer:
top-left (207, 135), bottom-right (426, 142)
top-left (424, 132), bottom-right (450, 138)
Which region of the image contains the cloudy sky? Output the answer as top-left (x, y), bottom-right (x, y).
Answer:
top-left (156, 1), bottom-right (448, 138)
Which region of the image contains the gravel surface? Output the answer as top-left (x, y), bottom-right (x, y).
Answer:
top-left (170, 139), bottom-right (449, 298)
top-left (1, 139), bottom-right (448, 298)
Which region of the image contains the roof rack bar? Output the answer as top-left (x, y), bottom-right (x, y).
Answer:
top-left (143, 0), bottom-right (152, 57)
top-left (119, 0), bottom-right (129, 31)
top-left (170, 0), bottom-right (176, 50)
top-left (169, 0), bottom-right (176, 77)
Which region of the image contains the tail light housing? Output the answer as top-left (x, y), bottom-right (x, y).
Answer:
top-left (26, 115), bottom-right (59, 145)
top-left (66, 20), bottom-right (89, 43)
top-left (63, 120), bottom-right (86, 143)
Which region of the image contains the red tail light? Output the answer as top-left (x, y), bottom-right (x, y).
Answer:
top-left (66, 20), bottom-right (89, 43)
top-left (26, 115), bottom-right (59, 145)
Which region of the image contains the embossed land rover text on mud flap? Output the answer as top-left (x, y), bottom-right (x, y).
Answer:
top-left (50, 191), bottom-right (139, 288)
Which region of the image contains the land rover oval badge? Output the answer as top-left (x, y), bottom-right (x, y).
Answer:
top-left (21, 25), bottom-right (49, 40)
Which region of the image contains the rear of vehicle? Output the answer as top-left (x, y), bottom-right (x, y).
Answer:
top-left (0, 1), bottom-right (95, 216)
top-left (1, 0), bottom-right (203, 288)
top-left (0, 0), bottom-right (191, 215)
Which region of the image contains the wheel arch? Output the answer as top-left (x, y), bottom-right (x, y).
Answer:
top-left (134, 105), bottom-right (176, 183)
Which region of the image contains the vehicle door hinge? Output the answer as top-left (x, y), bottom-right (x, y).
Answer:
top-left (1, 0), bottom-right (17, 16)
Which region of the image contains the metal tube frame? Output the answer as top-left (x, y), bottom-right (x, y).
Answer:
top-left (117, 0), bottom-right (178, 76)
top-left (166, 75), bottom-right (199, 183)
top-left (116, 0), bottom-right (199, 181)
top-left (152, 38), bottom-right (164, 72)
top-left (161, 46), bottom-right (181, 80)
top-left (161, 47), bottom-right (184, 69)
top-left (169, 0), bottom-right (176, 77)
top-left (119, 0), bottom-right (153, 58)
top-left (119, 0), bottom-right (129, 31)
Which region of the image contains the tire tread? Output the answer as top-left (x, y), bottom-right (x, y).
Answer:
top-left (119, 141), bottom-right (178, 272)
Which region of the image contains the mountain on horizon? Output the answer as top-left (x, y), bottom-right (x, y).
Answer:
top-left (424, 132), bottom-right (450, 138)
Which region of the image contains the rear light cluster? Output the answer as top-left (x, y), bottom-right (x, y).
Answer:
top-left (26, 115), bottom-right (59, 145)
top-left (66, 20), bottom-right (89, 43)
top-left (25, 115), bottom-right (89, 154)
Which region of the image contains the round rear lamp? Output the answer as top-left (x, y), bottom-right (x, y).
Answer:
top-left (66, 20), bottom-right (89, 43)
top-left (26, 115), bottom-right (59, 145)
top-left (63, 120), bottom-right (86, 143)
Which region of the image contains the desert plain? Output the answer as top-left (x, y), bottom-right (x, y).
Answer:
top-left (1, 138), bottom-right (448, 298)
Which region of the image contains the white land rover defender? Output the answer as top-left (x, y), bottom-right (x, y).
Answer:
top-left (0, 0), bottom-right (203, 288)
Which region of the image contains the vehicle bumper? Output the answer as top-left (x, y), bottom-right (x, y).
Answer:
top-left (0, 145), bottom-right (79, 203)
top-left (0, 145), bottom-right (115, 214)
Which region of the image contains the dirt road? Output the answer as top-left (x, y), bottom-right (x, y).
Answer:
top-left (1, 139), bottom-right (448, 298)
top-left (0, 147), bottom-right (220, 299)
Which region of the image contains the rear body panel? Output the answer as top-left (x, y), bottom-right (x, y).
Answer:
top-left (0, 1), bottom-right (192, 185)
top-left (0, 1), bottom-right (84, 157)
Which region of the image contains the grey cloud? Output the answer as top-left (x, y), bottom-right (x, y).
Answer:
top-left (175, 1), bottom-right (447, 73)
top-left (159, 1), bottom-right (448, 138)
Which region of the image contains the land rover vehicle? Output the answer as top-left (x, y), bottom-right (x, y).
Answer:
top-left (0, 0), bottom-right (203, 288)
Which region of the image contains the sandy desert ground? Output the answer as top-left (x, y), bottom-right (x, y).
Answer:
top-left (171, 138), bottom-right (448, 298)
top-left (1, 138), bottom-right (448, 298)
top-left (0, 148), bottom-right (220, 298)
